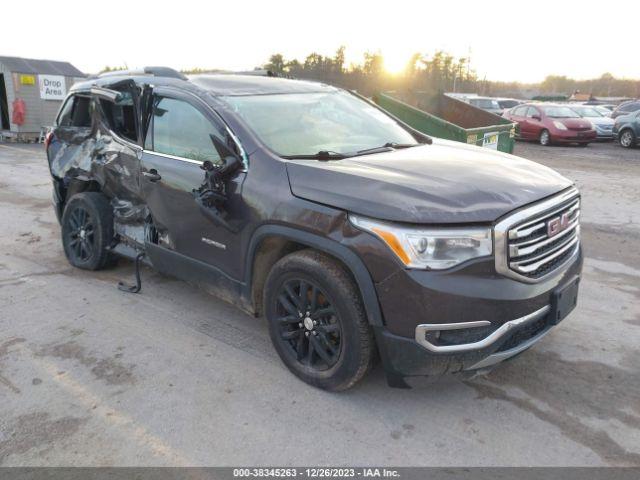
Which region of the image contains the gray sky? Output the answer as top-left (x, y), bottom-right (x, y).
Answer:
top-left (3, 0), bottom-right (638, 82)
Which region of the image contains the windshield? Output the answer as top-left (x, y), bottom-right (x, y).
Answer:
top-left (222, 91), bottom-right (417, 156)
top-left (540, 106), bottom-right (579, 118)
top-left (572, 106), bottom-right (602, 118)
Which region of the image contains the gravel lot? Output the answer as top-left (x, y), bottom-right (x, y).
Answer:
top-left (0, 140), bottom-right (638, 467)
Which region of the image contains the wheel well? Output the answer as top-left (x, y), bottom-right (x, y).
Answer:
top-left (250, 237), bottom-right (305, 316)
top-left (250, 236), bottom-right (357, 317)
top-left (60, 178), bottom-right (102, 207)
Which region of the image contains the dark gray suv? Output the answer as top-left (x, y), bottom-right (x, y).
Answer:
top-left (611, 100), bottom-right (640, 119)
top-left (46, 67), bottom-right (583, 390)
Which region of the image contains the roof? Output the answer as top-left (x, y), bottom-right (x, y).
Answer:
top-left (189, 74), bottom-right (336, 96)
top-left (70, 72), bottom-right (339, 102)
top-left (0, 55), bottom-right (85, 77)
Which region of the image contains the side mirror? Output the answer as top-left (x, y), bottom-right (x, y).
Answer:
top-left (210, 134), bottom-right (243, 179)
top-left (532, 115), bottom-right (541, 121)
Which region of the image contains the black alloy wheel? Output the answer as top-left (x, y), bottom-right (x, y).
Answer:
top-left (65, 207), bottom-right (95, 263)
top-left (61, 192), bottom-right (114, 270)
top-left (264, 250), bottom-right (375, 391)
top-left (274, 278), bottom-right (342, 371)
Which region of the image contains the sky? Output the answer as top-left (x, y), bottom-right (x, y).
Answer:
top-left (3, 0), bottom-right (639, 83)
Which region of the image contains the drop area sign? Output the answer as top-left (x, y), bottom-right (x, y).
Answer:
top-left (39, 75), bottom-right (66, 100)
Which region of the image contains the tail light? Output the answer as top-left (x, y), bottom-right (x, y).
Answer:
top-left (44, 131), bottom-right (53, 150)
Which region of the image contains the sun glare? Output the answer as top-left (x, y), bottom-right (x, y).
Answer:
top-left (384, 55), bottom-right (409, 75)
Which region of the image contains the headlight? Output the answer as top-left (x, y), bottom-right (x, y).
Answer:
top-left (350, 215), bottom-right (493, 270)
top-left (553, 121), bottom-right (568, 130)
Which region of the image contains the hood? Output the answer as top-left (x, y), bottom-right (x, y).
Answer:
top-left (616, 112), bottom-right (638, 123)
top-left (285, 139), bottom-right (573, 224)
top-left (554, 117), bottom-right (593, 129)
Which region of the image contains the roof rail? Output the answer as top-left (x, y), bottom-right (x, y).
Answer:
top-left (231, 69), bottom-right (295, 79)
top-left (96, 66), bottom-right (187, 81)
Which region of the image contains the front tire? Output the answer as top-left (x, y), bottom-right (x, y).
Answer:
top-left (264, 250), bottom-right (375, 391)
top-left (61, 192), bottom-right (114, 270)
top-left (619, 129), bottom-right (636, 148)
top-left (539, 129), bottom-right (551, 146)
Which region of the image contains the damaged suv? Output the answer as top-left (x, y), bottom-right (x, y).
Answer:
top-left (46, 68), bottom-right (582, 390)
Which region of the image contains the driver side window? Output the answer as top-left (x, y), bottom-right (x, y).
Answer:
top-left (526, 107), bottom-right (539, 118)
top-left (146, 96), bottom-right (223, 164)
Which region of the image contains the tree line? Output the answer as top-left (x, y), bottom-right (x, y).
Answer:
top-left (262, 48), bottom-right (639, 99)
top-left (263, 47), bottom-right (478, 97)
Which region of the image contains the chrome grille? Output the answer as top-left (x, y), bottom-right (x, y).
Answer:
top-left (494, 188), bottom-right (581, 283)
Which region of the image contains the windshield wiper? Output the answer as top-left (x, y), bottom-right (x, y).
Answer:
top-left (281, 150), bottom-right (347, 161)
top-left (282, 143), bottom-right (422, 161)
top-left (351, 142), bottom-right (421, 157)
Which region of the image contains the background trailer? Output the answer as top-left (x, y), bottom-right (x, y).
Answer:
top-left (0, 56), bottom-right (85, 141)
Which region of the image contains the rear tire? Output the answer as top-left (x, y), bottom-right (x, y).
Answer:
top-left (61, 192), bottom-right (114, 270)
top-left (539, 129), bottom-right (551, 146)
top-left (619, 129), bottom-right (636, 148)
top-left (264, 249), bottom-right (375, 391)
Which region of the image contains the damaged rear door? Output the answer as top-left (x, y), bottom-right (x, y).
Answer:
top-left (139, 87), bottom-right (247, 275)
top-left (91, 81), bottom-right (147, 226)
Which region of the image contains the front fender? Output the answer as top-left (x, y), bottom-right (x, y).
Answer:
top-left (243, 224), bottom-right (384, 327)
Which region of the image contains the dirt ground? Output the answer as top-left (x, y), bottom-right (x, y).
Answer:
top-left (0, 140), bottom-right (638, 467)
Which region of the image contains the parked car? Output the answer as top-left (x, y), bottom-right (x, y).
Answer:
top-left (46, 68), bottom-right (583, 390)
top-left (569, 105), bottom-right (615, 140)
top-left (613, 110), bottom-right (640, 148)
top-left (467, 96), bottom-right (503, 115)
top-left (503, 103), bottom-right (596, 146)
top-left (496, 98), bottom-right (523, 114)
top-left (611, 100), bottom-right (640, 119)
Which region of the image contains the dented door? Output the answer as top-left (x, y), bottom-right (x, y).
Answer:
top-left (140, 90), bottom-right (247, 276)
top-left (91, 82), bottom-right (146, 223)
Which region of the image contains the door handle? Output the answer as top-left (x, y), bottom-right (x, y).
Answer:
top-left (143, 169), bottom-right (162, 182)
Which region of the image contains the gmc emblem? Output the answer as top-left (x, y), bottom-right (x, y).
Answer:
top-left (547, 212), bottom-right (570, 237)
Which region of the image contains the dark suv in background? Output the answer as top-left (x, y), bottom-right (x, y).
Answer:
top-left (46, 67), bottom-right (583, 390)
top-left (613, 109), bottom-right (640, 148)
top-left (611, 100), bottom-right (640, 119)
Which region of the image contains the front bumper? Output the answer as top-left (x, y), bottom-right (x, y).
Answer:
top-left (372, 248), bottom-right (583, 387)
top-left (552, 130), bottom-right (597, 143)
top-left (414, 305), bottom-right (550, 354)
top-left (595, 132), bottom-right (614, 139)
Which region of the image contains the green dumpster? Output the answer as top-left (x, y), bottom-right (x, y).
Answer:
top-left (373, 91), bottom-right (517, 154)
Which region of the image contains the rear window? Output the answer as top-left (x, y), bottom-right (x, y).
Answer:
top-left (57, 95), bottom-right (91, 127)
top-left (512, 106), bottom-right (528, 116)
